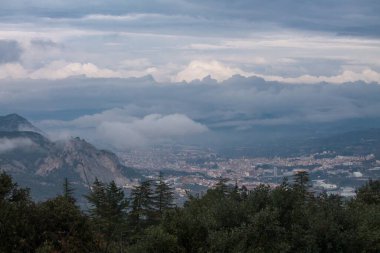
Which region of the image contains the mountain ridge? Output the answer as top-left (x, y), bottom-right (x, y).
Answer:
top-left (0, 114), bottom-right (140, 201)
top-left (0, 113), bottom-right (43, 133)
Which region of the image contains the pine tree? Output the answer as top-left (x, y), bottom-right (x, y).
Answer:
top-left (106, 181), bottom-right (129, 221)
top-left (129, 180), bottom-right (155, 229)
top-left (85, 179), bottom-right (128, 222)
top-left (0, 171), bottom-right (14, 201)
top-left (36, 196), bottom-right (96, 252)
top-left (0, 172), bottom-right (36, 252)
top-left (85, 178), bottom-right (107, 218)
top-left (153, 172), bottom-right (175, 219)
top-left (85, 179), bottom-right (128, 251)
top-left (214, 177), bottom-right (229, 195)
top-left (356, 179), bottom-right (380, 205)
top-left (293, 171), bottom-right (310, 192)
top-left (62, 177), bottom-right (75, 203)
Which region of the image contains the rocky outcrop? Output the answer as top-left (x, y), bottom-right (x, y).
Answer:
top-left (0, 114), bottom-right (140, 200)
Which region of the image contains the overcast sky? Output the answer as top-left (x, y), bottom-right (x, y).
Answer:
top-left (1, 0), bottom-right (380, 149)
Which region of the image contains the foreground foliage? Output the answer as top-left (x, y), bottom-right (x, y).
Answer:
top-left (0, 171), bottom-right (379, 252)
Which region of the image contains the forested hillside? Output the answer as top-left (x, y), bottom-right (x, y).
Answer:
top-left (0, 171), bottom-right (379, 252)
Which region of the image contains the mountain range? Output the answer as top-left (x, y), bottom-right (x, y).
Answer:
top-left (0, 114), bottom-right (140, 201)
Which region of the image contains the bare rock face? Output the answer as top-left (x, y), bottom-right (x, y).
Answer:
top-left (0, 114), bottom-right (140, 201)
top-left (36, 137), bottom-right (130, 186)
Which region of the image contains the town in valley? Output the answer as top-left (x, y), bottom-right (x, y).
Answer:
top-left (118, 146), bottom-right (380, 200)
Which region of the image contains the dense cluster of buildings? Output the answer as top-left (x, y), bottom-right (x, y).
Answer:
top-left (118, 147), bottom-right (380, 199)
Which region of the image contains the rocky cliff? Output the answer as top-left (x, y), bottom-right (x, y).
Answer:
top-left (0, 114), bottom-right (140, 201)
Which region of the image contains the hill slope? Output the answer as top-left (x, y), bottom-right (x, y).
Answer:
top-left (0, 114), bottom-right (140, 201)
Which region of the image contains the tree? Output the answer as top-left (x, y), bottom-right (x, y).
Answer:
top-left (214, 177), bottom-right (229, 195)
top-left (0, 171), bottom-right (14, 201)
top-left (0, 172), bottom-right (37, 252)
top-left (36, 196), bottom-right (96, 252)
top-left (310, 193), bottom-right (357, 253)
top-left (106, 181), bottom-right (129, 221)
top-left (293, 170), bottom-right (311, 195)
top-left (129, 180), bottom-right (155, 229)
top-left (356, 179), bottom-right (380, 205)
top-left (63, 177), bottom-right (75, 203)
top-left (85, 179), bottom-right (128, 252)
top-left (153, 172), bottom-right (175, 219)
top-left (0, 171), bottom-right (30, 203)
top-left (3, 169), bottom-right (380, 252)
top-left (350, 180), bottom-right (380, 252)
top-left (126, 226), bottom-right (183, 253)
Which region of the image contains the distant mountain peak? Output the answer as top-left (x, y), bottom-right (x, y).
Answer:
top-left (3, 113), bottom-right (27, 121)
top-left (0, 113), bottom-right (42, 133)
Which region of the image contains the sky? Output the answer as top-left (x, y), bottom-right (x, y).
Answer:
top-left (1, 0), bottom-right (380, 150)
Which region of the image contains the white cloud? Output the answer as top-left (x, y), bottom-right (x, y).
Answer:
top-left (0, 3), bottom-right (378, 87)
top-left (0, 138), bottom-right (34, 153)
top-left (256, 68), bottom-right (380, 84)
top-left (220, 35), bottom-right (380, 50)
top-left (40, 108), bottom-right (138, 129)
top-left (0, 60), bottom-right (160, 80)
top-left (0, 27), bottom-right (108, 44)
top-left (174, 60), bottom-right (380, 84)
top-left (0, 63), bottom-right (28, 79)
top-left (97, 113), bottom-right (208, 149)
top-left (82, 13), bottom-right (185, 22)
top-left (0, 61), bottom-right (122, 80)
top-left (130, 114), bottom-right (207, 137)
top-left (0, 58), bottom-right (379, 84)
top-left (38, 109), bottom-right (208, 149)
top-left (188, 43), bottom-right (231, 50)
top-left (29, 61), bottom-right (121, 79)
top-left (120, 58), bottom-right (152, 69)
top-left (83, 14), bottom-right (147, 21)
top-left (174, 60), bottom-right (249, 82)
